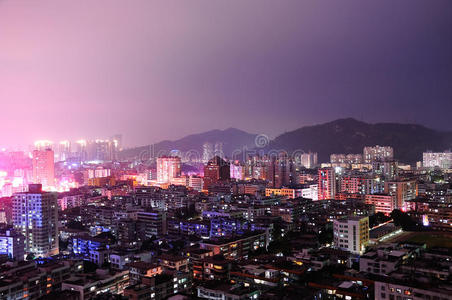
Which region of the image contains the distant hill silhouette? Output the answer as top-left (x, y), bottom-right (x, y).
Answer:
top-left (119, 128), bottom-right (257, 161)
top-left (120, 119), bottom-right (452, 163)
top-left (265, 118), bottom-right (452, 163)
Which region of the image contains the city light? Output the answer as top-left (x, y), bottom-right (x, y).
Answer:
top-left (0, 1), bottom-right (449, 299)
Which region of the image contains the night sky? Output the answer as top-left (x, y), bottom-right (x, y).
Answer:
top-left (1, 0), bottom-right (451, 148)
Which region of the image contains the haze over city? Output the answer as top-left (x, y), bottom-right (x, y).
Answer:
top-left (1, 0), bottom-right (451, 148)
top-left (0, 1), bottom-right (452, 300)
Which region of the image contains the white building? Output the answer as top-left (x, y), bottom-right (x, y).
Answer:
top-left (197, 284), bottom-right (260, 300)
top-left (333, 216), bottom-right (369, 255)
top-left (423, 151), bottom-right (452, 169)
top-left (374, 276), bottom-right (452, 300)
top-left (202, 142), bottom-right (214, 163)
top-left (301, 184), bottom-right (318, 201)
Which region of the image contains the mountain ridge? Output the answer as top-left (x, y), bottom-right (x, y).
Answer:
top-left (119, 119), bottom-right (452, 163)
top-left (119, 128), bottom-right (257, 161)
top-left (265, 118), bottom-right (452, 163)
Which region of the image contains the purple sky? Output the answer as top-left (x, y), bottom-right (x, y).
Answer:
top-left (1, 0), bottom-right (451, 148)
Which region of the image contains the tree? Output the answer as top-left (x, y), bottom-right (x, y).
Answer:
top-left (391, 209), bottom-right (420, 231)
top-left (83, 260), bottom-right (98, 273)
top-left (59, 237), bottom-right (69, 251)
top-left (369, 212), bottom-right (391, 228)
top-left (96, 231), bottom-right (117, 244)
top-left (318, 227), bottom-right (333, 245)
top-left (140, 237), bottom-right (156, 251)
top-left (66, 220), bottom-right (86, 230)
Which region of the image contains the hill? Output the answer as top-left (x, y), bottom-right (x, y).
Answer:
top-left (119, 128), bottom-right (257, 161)
top-left (266, 118), bottom-right (452, 163)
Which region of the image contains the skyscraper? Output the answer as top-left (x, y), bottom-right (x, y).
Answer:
top-left (318, 168), bottom-right (336, 200)
top-left (202, 142), bottom-right (214, 163)
top-left (157, 156), bottom-right (182, 184)
top-left (214, 142), bottom-right (224, 159)
top-left (74, 139), bottom-right (88, 162)
top-left (266, 155), bottom-right (293, 188)
top-left (203, 156), bottom-right (230, 189)
top-left (111, 134), bottom-right (123, 151)
top-left (86, 139), bottom-right (117, 162)
top-left (32, 148), bottom-right (55, 189)
top-left (33, 140), bottom-right (54, 151)
top-left (57, 140), bottom-right (71, 162)
top-left (13, 184), bottom-right (59, 257)
top-left (300, 152), bottom-right (318, 169)
top-left (230, 161), bottom-right (244, 180)
top-left (384, 179), bottom-right (417, 209)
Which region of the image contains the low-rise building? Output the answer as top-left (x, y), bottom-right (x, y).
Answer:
top-left (0, 229), bottom-right (25, 261)
top-left (61, 269), bottom-right (129, 300)
top-left (199, 231), bottom-right (269, 259)
top-left (157, 254), bottom-right (189, 272)
top-left (197, 283), bottom-right (260, 300)
top-left (128, 262), bottom-right (163, 284)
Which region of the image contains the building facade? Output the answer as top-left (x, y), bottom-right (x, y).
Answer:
top-left (333, 216), bottom-right (369, 255)
top-left (318, 168), bottom-right (336, 200)
top-left (156, 156), bottom-right (181, 184)
top-left (13, 184), bottom-right (59, 257)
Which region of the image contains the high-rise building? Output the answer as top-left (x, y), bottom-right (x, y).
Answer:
top-left (74, 139), bottom-right (88, 162)
top-left (230, 162), bottom-right (244, 180)
top-left (333, 216), bottom-right (369, 255)
top-left (244, 155), bottom-right (270, 180)
top-left (137, 210), bottom-right (167, 237)
top-left (318, 168), bottom-right (336, 200)
top-left (86, 139), bottom-right (117, 162)
top-left (266, 155), bottom-right (293, 188)
top-left (57, 140), bottom-right (71, 162)
top-left (423, 151), bottom-right (452, 169)
top-left (340, 176), bottom-right (364, 194)
top-left (202, 142), bottom-right (214, 163)
top-left (300, 152), bottom-right (318, 169)
top-left (214, 142), bottom-right (224, 159)
top-left (384, 180), bottom-right (417, 210)
top-left (371, 160), bottom-right (399, 180)
top-left (363, 145), bottom-right (394, 163)
top-left (33, 140), bottom-right (54, 151)
top-left (330, 154), bottom-right (363, 164)
top-left (362, 177), bottom-right (384, 194)
top-left (156, 156), bottom-right (182, 184)
top-left (203, 156), bottom-right (230, 189)
top-left (13, 184), bottom-right (59, 257)
top-left (364, 194), bottom-right (396, 215)
top-left (111, 134), bottom-right (123, 151)
top-left (32, 148), bottom-right (55, 189)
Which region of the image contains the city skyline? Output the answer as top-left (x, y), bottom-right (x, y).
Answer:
top-left (3, 116), bottom-right (452, 151)
top-left (0, 2), bottom-right (451, 298)
top-left (1, 0), bottom-right (451, 148)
